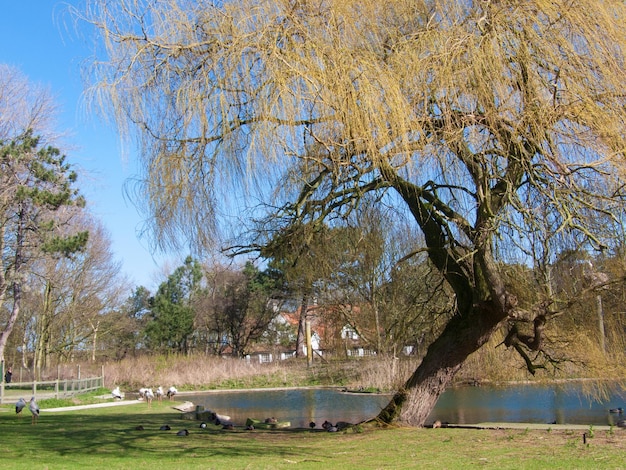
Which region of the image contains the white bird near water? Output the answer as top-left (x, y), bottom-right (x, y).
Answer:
top-left (16, 398), bottom-right (26, 417)
top-left (167, 386), bottom-right (178, 400)
top-left (155, 386), bottom-right (164, 402)
top-left (29, 397), bottom-right (40, 425)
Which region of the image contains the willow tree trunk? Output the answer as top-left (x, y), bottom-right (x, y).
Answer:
top-left (377, 304), bottom-right (507, 426)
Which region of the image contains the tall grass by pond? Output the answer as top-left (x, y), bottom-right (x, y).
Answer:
top-left (12, 328), bottom-right (624, 397)
top-left (0, 399), bottom-right (625, 469)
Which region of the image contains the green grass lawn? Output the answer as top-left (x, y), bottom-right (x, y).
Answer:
top-left (1, 399), bottom-right (626, 469)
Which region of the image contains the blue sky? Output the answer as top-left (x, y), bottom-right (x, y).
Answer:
top-left (0, 2), bottom-right (171, 291)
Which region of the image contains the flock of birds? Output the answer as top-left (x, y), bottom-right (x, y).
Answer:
top-left (134, 423), bottom-right (190, 436)
top-left (11, 385), bottom-right (177, 426)
top-left (134, 418), bottom-right (346, 436)
top-left (12, 387), bottom-right (342, 434)
top-left (11, 387), bottom-right (340, 434)
top-left (15, 397), bottom-right (39, 424)
top-left (111, 385), bottom-right (178, 407)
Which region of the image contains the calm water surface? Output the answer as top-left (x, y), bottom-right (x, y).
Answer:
top-left (183, 388), bottom-right (391, 428)
top-left (431, 382), bottom-right (626, 426)
top-left (181, 382), bottom-right (626, 428)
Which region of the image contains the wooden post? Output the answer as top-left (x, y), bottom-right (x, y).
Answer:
top-left (0, 360), bottom-right (5, 404)
top-left (596, 294), bottom-right (606, 354)
top-left (306, 321), bottom-right (313, 368)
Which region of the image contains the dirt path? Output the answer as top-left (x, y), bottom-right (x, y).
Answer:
top-left (43, 400), bottom-right (142, 412)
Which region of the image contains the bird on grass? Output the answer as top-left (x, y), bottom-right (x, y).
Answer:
top-left (167, 386), bottom-right (178, 400)
top-left (176, 429), bottom-right (189, 436)
top-left (322, 420), bottom-right (337, 432)
top-left (145, 388), bottom-right (155, 408)
top-left (112, 386), bottom-right (123, 400)
top-left (29, 397), bottom-right (40, 425)
top-left (16, 398), bottom-right (26, 418)
top-left (155, 386), bottom-right (164, 402)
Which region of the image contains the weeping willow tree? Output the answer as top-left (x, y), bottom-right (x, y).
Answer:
top-left (79, 0), bottom-right (626, 426)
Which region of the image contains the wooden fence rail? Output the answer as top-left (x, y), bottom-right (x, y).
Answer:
top-left (0, 369), bottom-right (105, 404)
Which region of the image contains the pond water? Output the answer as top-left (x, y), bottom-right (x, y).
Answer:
top-left (183, 388), bottom-right (392, 429)
top-left (181, 382), bottom-right (626, 428)
top-left (430, 381), bottom-right (626, 426)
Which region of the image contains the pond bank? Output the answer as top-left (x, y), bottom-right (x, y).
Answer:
top-left (446, 422), bottom-right (616, 432)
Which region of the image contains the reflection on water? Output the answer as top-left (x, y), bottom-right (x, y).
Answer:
top-left (182, 382), bottom-right (626, 428)
top-left (183, 388), bottom-right (391, 428)
top-left (429, 382), bottom-right (626, 426)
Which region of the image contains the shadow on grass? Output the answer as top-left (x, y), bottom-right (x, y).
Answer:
top-left (0, 404), bottom-right (331, 462)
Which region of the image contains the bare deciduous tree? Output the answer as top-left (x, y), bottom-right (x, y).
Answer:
top-left (9, 214), bottom-right (118, 372)
top-left (79, 0), bottom-right (626, 426)
top-left (0, 65), bottom-right (58, 141)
